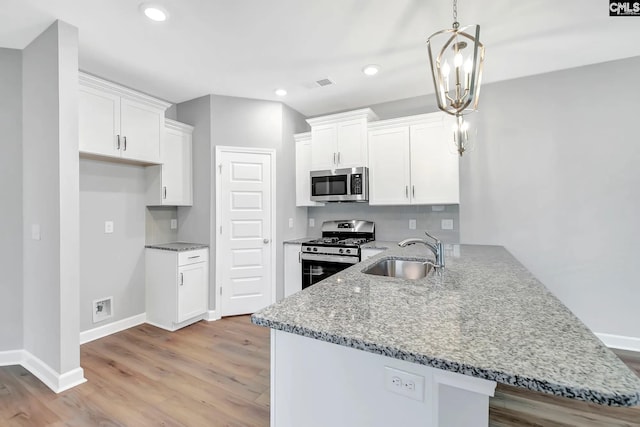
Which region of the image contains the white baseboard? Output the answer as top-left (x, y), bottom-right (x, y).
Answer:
top-left (0, 350), bottom-right (87, 393)
top-left (80, 313), bottom-right (147, 344)
top-left (205, 310), bottom-right (220, 321)
top-left (595, 333), bottom-right (640, 352)
top-left (0, 350), bottom-right (24, 366)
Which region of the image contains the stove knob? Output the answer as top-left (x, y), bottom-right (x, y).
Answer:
top-left (313, 247), bottom-right (318, 252)
top-left (305, 247), bottom-right (311, 252)
top-left (338, 248), bottom-right (344, 254)
top-left (346, 249), bottom-right (351, 254)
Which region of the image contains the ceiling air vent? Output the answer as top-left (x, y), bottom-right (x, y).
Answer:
top-left (315, 78), bottom-right (334, 87)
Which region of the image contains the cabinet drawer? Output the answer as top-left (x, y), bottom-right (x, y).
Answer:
top-left (178, 249), bottom-right (208, 266)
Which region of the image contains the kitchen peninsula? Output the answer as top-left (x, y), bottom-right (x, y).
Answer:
top-left (252, 244), bottom-right (640, 427)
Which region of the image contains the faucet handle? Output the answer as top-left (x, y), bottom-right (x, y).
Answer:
top-left (423, 230), bottom-right (440, 244)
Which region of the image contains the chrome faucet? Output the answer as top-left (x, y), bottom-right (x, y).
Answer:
top-left (398, 231), bottom-right (445, 269)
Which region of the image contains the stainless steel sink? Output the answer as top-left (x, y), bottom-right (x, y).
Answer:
top-left (362, 258), bottom-right (434, 280)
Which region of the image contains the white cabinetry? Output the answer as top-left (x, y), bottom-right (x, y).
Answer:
top-left (308, 109), bottom-right (379, 170)
top-left (368, 113), bottom-right (459, 205)
top-left (146, 119), bottom-right (193, 206)
top-left (145, 248), bottom-right (209, 331)
top-left (79, 72), bottom-right (170, 164)
top-left (295, 133), bottom-right (324, 207)
top-left (284, 243), bottom-right (302, 298)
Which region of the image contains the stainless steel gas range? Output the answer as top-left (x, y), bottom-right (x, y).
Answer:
top-left (301, 220), bottom-right (375, 289)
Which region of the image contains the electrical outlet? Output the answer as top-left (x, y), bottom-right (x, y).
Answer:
top-left (384, 366), bottom-right (424, 401)
top-left (441, 219), bottom-right (454, 230)
top-left (170, 219), bottom-right (178, 229)
top-left (288, 218), bottom-right (294, 228)
top-left (409, 219), bottom-right (417, 230)
top-left (104, 221), bottom-right (114, 234)
top-left (31, 224), bottom-right (41, 241)
top-left (309, 218), bottom-right (315, 227)
top-left (431, 205), bottom-right (445, 212)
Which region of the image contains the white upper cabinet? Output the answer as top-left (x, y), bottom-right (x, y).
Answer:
top-left (79, 72), bottom-right (170, 164)
top-left (146, 119), bottom-right (194, 206)
top-left (368, 113), bottom-right (459, 205)
top-left (308, 108), bottom-right (378, 170)
top-left (294, 132), bottom-right (324, 207)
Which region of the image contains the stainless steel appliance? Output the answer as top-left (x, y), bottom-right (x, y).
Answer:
top-left (301, 220), bottom-right (375, 289)
top-left (310, 167), bottom-right (369, 202)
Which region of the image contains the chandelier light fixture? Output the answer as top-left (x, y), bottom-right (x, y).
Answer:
top-left (427, 0), bottom-right (484, 155)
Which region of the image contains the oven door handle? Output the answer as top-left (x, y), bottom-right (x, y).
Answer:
top-left (300, 253), bottom-right (360, 264)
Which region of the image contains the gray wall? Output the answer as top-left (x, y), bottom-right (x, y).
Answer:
top-left (460, 56), bottom-right (640, 339)
top-left (307, 204), bottom-right (459, 243)
top-left (22, 21), bottom-right (81, 373)
top-left (79, 159), bottom-right (147, 332)
top-left (146, 207), bottom-right (178, 245)
top-left (0, 48), bottom-right (23, 351)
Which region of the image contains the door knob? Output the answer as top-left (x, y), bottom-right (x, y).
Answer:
top-left (263, 238), bottom-right (270, 244)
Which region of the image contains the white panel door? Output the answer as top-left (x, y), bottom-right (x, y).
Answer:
top-left (368, 127), bottom-right (411, 205)
top-left (120, 97), bottom-right (162, 163)
top-left (410, 121), bottom-right (460, 204)
top-left (219, 150), bottom-right (273, 316)
top-left (78, 85), bottom-right (121, 158)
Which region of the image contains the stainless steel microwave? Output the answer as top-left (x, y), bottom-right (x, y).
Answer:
top-left (310, 167), bottom-right (369, 202)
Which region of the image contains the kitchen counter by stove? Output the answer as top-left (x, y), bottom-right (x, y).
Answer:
top-left (252, 244), bottom-right (640, 406)
top-left (145, 242), bottom-right (208, 252)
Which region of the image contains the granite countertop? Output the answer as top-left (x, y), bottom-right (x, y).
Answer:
top-left (252, 244), bottom-right (640, 406)
top-left (284, 237), bottom-right (315, 244)
top-left (145, 242), bottom-right (208, 252)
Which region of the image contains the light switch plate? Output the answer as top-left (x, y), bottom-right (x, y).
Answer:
top-left (409, 219), bottom-right (417, 230)
top-left (431, 205), bottom-right (445, 212)
top-left (441, 219), bottom-right (454, 230)
top-left (288, 218), bottom-right (294, 228)
top-left (104, 221), bottom-right (114, 234)
top-left (309, 218), bottom-right (315, 228)
top-left (170, 219), bottom-right (178, 229)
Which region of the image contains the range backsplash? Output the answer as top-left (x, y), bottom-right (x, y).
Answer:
top-left (307, 204), bottom-right (459, 243)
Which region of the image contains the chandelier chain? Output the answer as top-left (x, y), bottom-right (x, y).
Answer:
top-left (453, 0), bottom-right (458, 24)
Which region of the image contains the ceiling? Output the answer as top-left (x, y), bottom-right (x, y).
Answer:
top-left (2, 0), bottom-right (640, 117)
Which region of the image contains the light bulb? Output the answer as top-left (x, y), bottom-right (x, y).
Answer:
top-left (454, 52), bottom-right (463, 68)
top-left (442, 61), bottom-right (451, 77)
top-left (464, 58), bottom-right (473, 74)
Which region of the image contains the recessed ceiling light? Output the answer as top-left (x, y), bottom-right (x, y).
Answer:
top-left (140, 3), bottom-right (169, 22)
top-left (362, 65), bottom-right (380, 76)
top-left (275, 89), bottom-right (287, 97)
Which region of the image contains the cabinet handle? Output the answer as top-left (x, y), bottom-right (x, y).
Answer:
top-left (333, 152), bottom-right (336, 165)
top-left (298, 252), bottom-right (301, 263)
top-left (116, 135), bottom-right (121, 150)
top-left (180, 272), bottom-right (184, 286)
top-left (188, 255), bottom-right (200, 259)
top-left (123, 136), bottom-right (127, 151)
top-left (405, 185), bottom-right (408, 198)
top-left (337, 152), bottom-right (341, 164)
top-left (163, 186), bottom-right (167, 199)
top-left (412, 185), bottom-right (415, 198)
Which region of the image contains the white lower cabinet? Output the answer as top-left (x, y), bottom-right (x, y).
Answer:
top-left (146, 248), bottom-right (209, 331)
top-left (284, 243), bottom-right (302, 298)
top-left (368, 113), bottom-right (459, 205)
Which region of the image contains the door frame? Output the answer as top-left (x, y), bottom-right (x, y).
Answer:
top-left (214, 145), bottom-right (277, 318)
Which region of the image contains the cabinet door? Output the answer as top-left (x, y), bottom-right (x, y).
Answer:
top-left (336, 118), bottom-right (367, 168)
top-left (177, 262), bottom-right (208, 323)
top-left (162, 127), bottom-right (193, 205)
top-left (410, 121), bottom-right (460, 204)
top-left (311, 123), bottom-right (337, 170)
top-left (120, 98), bottom-right (163, 164)
top-left (283, 243), bottom-right (302, 298)
top-left (79, 85), bottom-right (121, 158)
top-left (295, 138), bottom-right (323, 207)
top-left (368, 127), bottom-right (411, 205)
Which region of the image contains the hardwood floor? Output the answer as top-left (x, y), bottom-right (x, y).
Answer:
top-left (1, 315), bottom-right (639, 426)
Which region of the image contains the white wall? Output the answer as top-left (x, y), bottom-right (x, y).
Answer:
top-left (79, 159), bottom-right (147, 332)
top-left (460, 56), bottom-right (640, 339)
top-left (22, 20), bottom-right (81, 373)
top-left (0, 48), bottom-right (23, 351)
